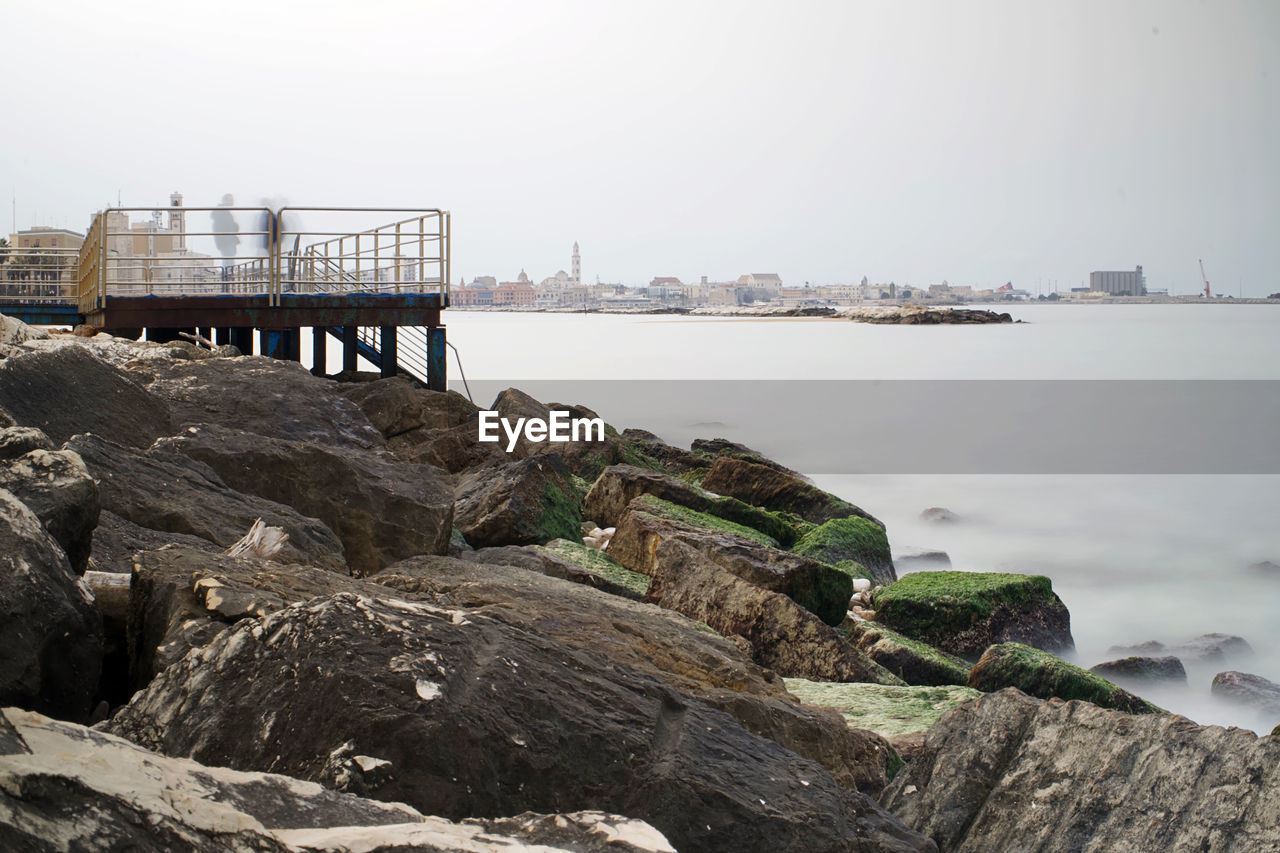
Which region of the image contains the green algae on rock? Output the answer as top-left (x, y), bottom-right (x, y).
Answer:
top-left (782, 678), bottom-right (981, 737)
top-left (873, 570), bottom-right (1074, 658)
top-left (968, 642), bottom-right (1164, 714)
top-left (792, 516), bottom-right (896, 586)
top-left (543, 538), bottom-right (652, 598)
top-left (843, 621), bottom-right (972, 686)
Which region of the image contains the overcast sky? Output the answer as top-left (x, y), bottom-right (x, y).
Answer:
top-left (4, 0), bottom-right (1277, 294)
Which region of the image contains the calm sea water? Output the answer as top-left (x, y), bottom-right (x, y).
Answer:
top-left (365, 304), bottom-right (1280, 731)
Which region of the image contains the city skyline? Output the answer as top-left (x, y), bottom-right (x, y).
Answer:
top-left (2, 1), bottom-right (1277, 295)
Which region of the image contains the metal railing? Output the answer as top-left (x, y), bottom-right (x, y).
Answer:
top-left (75, 206), bottom-right (450, 312)
top-left (0, 247), bottom-right (80, 305)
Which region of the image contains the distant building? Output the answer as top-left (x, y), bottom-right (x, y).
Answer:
top-left (1089, 266), bottom-right (1145, 296)
top-left (736, 273), bottom-right (783, 297)
top-left (8, 226), bottom-right (85, 250)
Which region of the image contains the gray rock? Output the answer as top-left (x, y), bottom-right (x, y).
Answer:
top-left (882, 688), bottom-right (1280, 852)
top-left (0, 446), bottom-right (100, 575)
top-left (2, 707), bottom-right (677, 853)
top-left (0, 490), bottom-right (102, 722)
top-left (1108, 633), bottom-right (1255, 665)
top-left (645, 538), bottom-right (900, 685)
top-left (157, 423), bottom-right (453, 576)
top-left (919, 507), bottom-right (960, 523)
top-left (1090, 655), bottom-right (1188, 683)
top-left (68, 433), bottom-right (348, 574)
top-left (135, 355), bottom-right (385, 451)
top-left (1211, 671), bottom-right (1280, 718)
top-left (0, 346), bottom-right (173, 449)
top-left (338, 375), bottom-right (479, 438)
top-left (106, 592), bottom-right (930, 853)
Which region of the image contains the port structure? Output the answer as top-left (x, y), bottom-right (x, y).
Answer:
top-left (0, 205), bottom-right (450, 389)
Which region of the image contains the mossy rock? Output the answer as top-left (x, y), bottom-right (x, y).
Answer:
top-left (968, 642), bottom-right (1164, 714)
top-left (872, 571), bottom-right (1074, 659)
top-left (543, 539), bottom-right (651, 598)
top-left (829, 560), bottom-right (872, 581)
top-left (845, 621), bottom-right (971, 686)
top-left (703, 495), bottom-right (799, 547)
top-left (633, 494), bottom-right (779, 548)
top-left (792, 516), bottom-right (895, 585)
top-left (783, 678), bottom-right (982, 737)
top-left (538, 481), bottom-right (583, 543)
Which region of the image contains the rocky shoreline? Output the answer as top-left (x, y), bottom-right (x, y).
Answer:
top-left (1, 315), bottom-right (1277, 852)
top-left (453, 304), bottom-right (1016, 323)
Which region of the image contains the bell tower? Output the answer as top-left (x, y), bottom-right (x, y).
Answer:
top-left (571, 241), bottom-right (580, 286)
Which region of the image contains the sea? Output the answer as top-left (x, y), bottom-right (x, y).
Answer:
top-left (345, 304), bottom-right (1280, 732)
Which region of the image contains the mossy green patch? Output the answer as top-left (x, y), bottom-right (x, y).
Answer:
top-left (846, 621), bottom-right (972, 686)
top-left (792, 516), bottom-right (890, 570)
top-left (703, 495), bottom-right (798, 546)
top-left (828, 559), bottom-right (873, 581)
top-left (633, 495), bottom-right (779, 548)
top-left (676, 467), bottom-right (710, 487)
top-left (885, 749), bottom-right (905, 781)
top-left (538, 482), bottom-right (583, 543)
top-left (782, 678), bottom-right (981, 737)
top-left (544, 538), bottom-right (651, 597)
top-left (872, 571), bottom-right (1055, 642)
top-left (969, 643), bottom-right (1165, 714)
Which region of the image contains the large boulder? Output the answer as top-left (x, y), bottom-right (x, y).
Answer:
top-left (968, 643), bottom-right (1162, 714)
top-left (701, 455), bottom-right (881, 526)
top-left (844, 622), bottom-right (971, 687)
top-left (135, 355), bottom-right (385, 450)
top-left (0, 490), bottom-right (102, 722)
top-left (0, 346), bottom-right (172, 449)
top-left (373, 554), bottom-right (898, 796)
top-left (453, 454), bottom-right (583, 548)
top-left (158, 423), bottom-right (453, 576)
top-left (339, 375), bottom-right (480, 439)
top-left (1211, 671), bottom-right (1280, 719)
top-left (0, 426), bottom-right (54, 459)
top-left (1, 708), bottom-right (677, 853)
top-left (645, 538), bottom-right (900, 685)
top-left (792, 516), bottom-right (897, 586)
top-left (882, 688), bottom-right (1280, 852)
top-left (584, 463), bottom-right (796, 544)
top-left (0, 444), bottom-right (100, 575)
top-left (68, 433), bottom-right (348, 574)
top-left (106, 593), bottom-right (932, 853)
top-left (126, 546), bottom-right (389, 689)
top-left (872, 571), bottom-right (1074, 659)
top-left (610, 495), bottom-right (851, 625)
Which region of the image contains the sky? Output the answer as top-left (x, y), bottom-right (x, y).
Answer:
top-left (3, 0), bottom-right (1278, 294)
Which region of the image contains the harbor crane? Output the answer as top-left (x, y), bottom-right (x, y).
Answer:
top-left (1199, 259), bottom-right (1211, 299)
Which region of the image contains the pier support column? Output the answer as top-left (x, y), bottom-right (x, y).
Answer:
top-left (379, 325), bottom-right (398, 378)
top-left (427, 326), bottom-right (447, 391)
top-left (342, 326), bottom-right (358, 373)
top-left (311, 327), bottom-right (329, 376)
top-left (230, 327), bottom-right (254, 355)
top-left (260, 329), bottom-right (297, 361)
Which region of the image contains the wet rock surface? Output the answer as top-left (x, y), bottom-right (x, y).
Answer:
top-left (106, 593), bottom-right (932, 853)
top-left (702, 455), bottom-right (882, 526)
top-left (883, 688), bottom-right (1280, 853)
top-left (0, 490), bottom-right (102, 722)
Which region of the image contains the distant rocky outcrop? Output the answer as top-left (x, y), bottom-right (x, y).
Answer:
top-left (883, 689), bottom-right (1280, 852)
top-left (1089, 655), bottom-right (1187, 684)
top-left (1211, 670), bottom-right (1280, 719)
